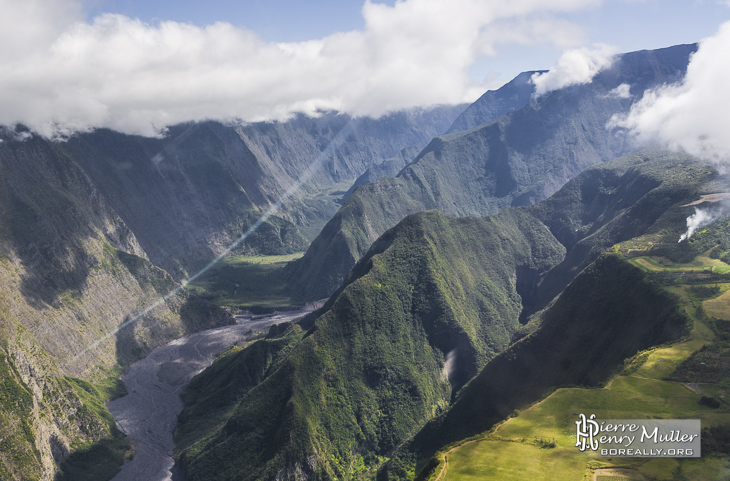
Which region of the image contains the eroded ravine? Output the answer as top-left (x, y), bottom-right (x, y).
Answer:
top-left (107, 309), bottom-right (312, 481)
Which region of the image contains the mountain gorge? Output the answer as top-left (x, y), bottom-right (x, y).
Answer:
top-left (176, 208), bottom-right (566, 480)
top-left (0, 105), bottom-right (465, 479)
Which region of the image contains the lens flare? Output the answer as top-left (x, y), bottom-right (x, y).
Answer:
top-left (69, 121), bottom-right (355, 366)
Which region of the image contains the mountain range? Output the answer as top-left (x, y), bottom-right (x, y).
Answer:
top-left (174, 149), bottom-right (713, 480)
top-left (285, 44), bottom-right (697, 301)
top-left (1, 41), bottom-right (727, 481)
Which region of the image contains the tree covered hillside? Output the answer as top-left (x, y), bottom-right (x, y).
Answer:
top-left (177, 149), bottom-right (717, 480)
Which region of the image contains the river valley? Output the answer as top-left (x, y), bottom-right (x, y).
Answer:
top-left (106, 309), bottom-right (312, 481)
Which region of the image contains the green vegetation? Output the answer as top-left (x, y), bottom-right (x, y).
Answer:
top-left (629, 255), bottom-right (730, 274)
top-left (106, 244), bottom-right (178, 295)
top-left (0, 350), bottom-right (42, 480)
top-left (228, 253), bottom-right (304, 264)
top-left (420, 247), bottom-right (730, 481)
top-left (669, 342), bottom-right (730, 385)
top-left (178, 149), bottom-right (727, 480)
top-left (54, 435), bottom-right (132, 481)
top-left (704, 288), bottom-right (730, 320)
top-left (54, 376), bottom-right (132, 481)
top-left (0, 348), bottom-right (132, 481)
top-left (395, 254), bottom-right (691, 480)
top-left (0, 95), bottom-right (462, 479)
top-left (184, 253), bottom-right (304, 312)
top-left (175, 325), bottom-right (304, 456)
top-left (703, 424), bottom-right (730, 455)
top-left (177, 209), bottom-right (566, 480)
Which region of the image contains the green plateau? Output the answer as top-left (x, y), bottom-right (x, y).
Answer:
top-left (184, 253), bottom-right (305, 313)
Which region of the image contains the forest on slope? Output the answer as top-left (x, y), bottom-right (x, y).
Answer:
top-left (176, 150), bottom-right (720, 480)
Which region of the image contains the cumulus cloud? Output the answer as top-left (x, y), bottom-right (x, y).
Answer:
top-left (530, 43), bottom-right (618, 96)
top-left (609, 20), bottom-right (730, 165)
top-left (0, 0), bottom-right (598, 138)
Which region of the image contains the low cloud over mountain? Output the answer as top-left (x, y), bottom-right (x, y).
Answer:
top-left (531, 43), bottom-right (617, 96)
top-left (0, 0), bottom-right (595, 138)
top-left (610, 20), bottom-right (730, 165)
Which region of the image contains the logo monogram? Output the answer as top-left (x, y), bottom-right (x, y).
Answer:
top-left (575, 413), bottom-right (599, 451)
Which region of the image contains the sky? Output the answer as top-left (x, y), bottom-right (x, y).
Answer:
top-left (82, 0), bottom-right (730, 84)
top-left (1, 0), bottom-right (729, 151)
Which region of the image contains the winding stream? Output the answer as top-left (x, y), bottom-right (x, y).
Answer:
top-left (107, 309), bottom-right (311, 481)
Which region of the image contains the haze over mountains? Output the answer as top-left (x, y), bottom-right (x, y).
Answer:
top-left (1, 37), bottom-right (729, 481)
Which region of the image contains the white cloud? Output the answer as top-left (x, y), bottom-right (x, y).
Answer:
top-left (609, 20), bottom-right (730, 165)
top-left (530, 43), bottom-right (618, 96)
top-left (606, 83), bottom-right (632, 99)
top-left (0, 0), bottom-right (599, 139)
top-left (476, 14), bottom-right (586, 56)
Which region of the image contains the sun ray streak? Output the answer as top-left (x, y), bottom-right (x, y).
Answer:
top-left (68, 120), bottom-right (354, 367)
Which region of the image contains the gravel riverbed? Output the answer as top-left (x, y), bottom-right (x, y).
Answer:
top-left (107, 309), bottom-right (311, 481)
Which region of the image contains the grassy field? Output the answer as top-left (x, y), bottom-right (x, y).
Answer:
top-left (629, 256), bottom-right (730, 274)
top-left (184, 253), bottom-right (303, 312)
top-left (433, 258), bottom-right (730, 481)
top-left (704, 288), bottom-right (730, 320)
top-left (629, 251), bottom-right (730, 321)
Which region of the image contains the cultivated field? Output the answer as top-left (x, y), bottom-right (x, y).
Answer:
top-left (432, 253), bottom-right (730, 481)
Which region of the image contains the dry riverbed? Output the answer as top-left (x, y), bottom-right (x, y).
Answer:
top-left (107, 308), bottom-right (312, 481)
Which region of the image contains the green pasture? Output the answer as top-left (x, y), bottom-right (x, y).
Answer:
top-left (629, 256), bottom-right (730, 274)
top-left (704, 289), bottom-right (730, 320)
top-left (184, 253), bottom-right (303, 311)
top-left (438, 274), bottom-right (730, 481)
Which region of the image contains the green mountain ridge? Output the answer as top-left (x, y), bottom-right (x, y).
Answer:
top-left (176, 208), bottom-right (566, 480)
top-left (341, 71), bottom-right (542, 203)
top-left (176, 149), bottom-right (716, 480)
top-left (286, 44), bottom-right (698, 301)
top-left (396, 254), bottom-right (690, 480)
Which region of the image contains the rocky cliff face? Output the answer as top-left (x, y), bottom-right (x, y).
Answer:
top-left (0, 131), bottom-right (232, 479)
top-left (59, 106), bottom-right (465, 278)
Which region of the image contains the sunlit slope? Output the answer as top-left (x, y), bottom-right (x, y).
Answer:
top-left (402, 255), bottom-right (689, 474)
top-left (384, 163), bottom-right (730, 479)
top-left (530, 150), bottom-right (717, 308)
top-left (178, 150), bottom-right (719, 480)
top-left (423, 253), bottom-right (730, 481)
